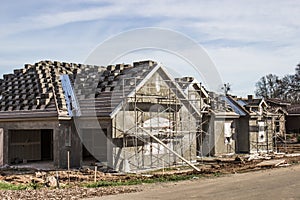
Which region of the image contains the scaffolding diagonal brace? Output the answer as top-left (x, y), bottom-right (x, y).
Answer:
top-left (139, 127), bottom-right (201, 172)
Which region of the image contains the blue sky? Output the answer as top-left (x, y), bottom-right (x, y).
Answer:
top-left (0, 0), bottom-right (300, 96)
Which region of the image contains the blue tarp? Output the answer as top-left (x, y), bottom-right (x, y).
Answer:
top-left (60, 75), bottom-right (81, 116)
top-left (223, 96), bottom-right (247, 116)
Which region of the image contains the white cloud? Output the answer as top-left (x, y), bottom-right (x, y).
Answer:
top-left (0, 0), bottom-right (300, 96)
top-left (2, 0), bottom-right (300, 46)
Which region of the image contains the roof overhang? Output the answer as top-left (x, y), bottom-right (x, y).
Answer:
top-left (209, 110), bottom-right (240, 119)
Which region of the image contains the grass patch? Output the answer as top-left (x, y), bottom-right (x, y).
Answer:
top-left (0, 181), bottom-right (44, 190)
top-left (84, 174), bottom-right (202, 188)
top-left (0, 182), bottom-right (27, 190)
top-left (213, 172), bottom-right (222, 177)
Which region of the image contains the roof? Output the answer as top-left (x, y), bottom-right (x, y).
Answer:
top-left (74, 60), bottom-right (158, 117)
top-left (266, 98), bottom-right (291, 106)
top-left (244, 99), bottom-right (261, 106)
top-left (0, 61), bottom-right (82, 119)
top-left (235, 96), bottom-right (269, 114)
top-left (175, 77), bottom-right (209, 99)
top-left (0, 60), bottom-right (158, 119)
top-left (0, 60), bottom-right (202, 120)
top-left (208, 93), bottom-right (239, 118)
top-left (287, 104), bottom-right (300, 115)
top-left (223, 96), bottom-right (248, 116)
top-left (236, 99), bottom-right (247, 107)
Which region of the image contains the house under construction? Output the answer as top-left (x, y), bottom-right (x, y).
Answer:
top-left (0, 60), bottom-right (209, 172)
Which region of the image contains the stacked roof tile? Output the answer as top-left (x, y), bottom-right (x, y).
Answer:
top-left (0, 60), bottom-right (157, 119)
top-left (0, 61), bottom-right (79, 118)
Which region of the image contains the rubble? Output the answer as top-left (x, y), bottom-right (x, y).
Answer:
top-left (46, 176), bottom-right (58, 188)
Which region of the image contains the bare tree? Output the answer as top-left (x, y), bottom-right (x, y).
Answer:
top-left (255, 74), bottom-right (281, 99)
top-left (222, 83), bottom-right (231, 96)
top-left (255, 64), bottom-right (300, 103)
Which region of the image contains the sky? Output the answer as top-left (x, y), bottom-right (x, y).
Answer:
top-left (0, 0), bottom-right (300, 97)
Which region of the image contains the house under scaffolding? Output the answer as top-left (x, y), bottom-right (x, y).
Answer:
top-left (0, 59), bottom-right (220, 172)
top-left (110, 70), bottom-right (210, 172)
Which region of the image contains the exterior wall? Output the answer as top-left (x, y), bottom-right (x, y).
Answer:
top-left (236, 117), bottom-right (250, 153)
top-left (203, 115), bottom-right (238, 156)
top-left (112, 111), bottom-right (136, 171)
top-left (0, 118), bottom-right (82, 168)
top-left (75, 118), bottom-right (112, 167)
top-left (187, 86), bottom-right (207, 111)
top-left (177, 105), bottom-right (197, 161)
top-left (213, 118), bottom-right (236, 155)
top-left (198, 115), bottom-right (213, 156)
top-left (57, 120), bottom-right (82, 168)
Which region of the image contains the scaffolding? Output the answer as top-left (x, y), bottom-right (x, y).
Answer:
top-left (248, 110), bottom-right (288, 154)
top-left (112, 75), bottom-right (210, 172)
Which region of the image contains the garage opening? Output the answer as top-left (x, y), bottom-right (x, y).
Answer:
top-left (9, 129), bottom-right (53, 164)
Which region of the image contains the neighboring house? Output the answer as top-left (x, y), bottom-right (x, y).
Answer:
top-left (205, 93), bottom-right (239, 156)
top-left (223, 96), bottom-right (249, 154)
top-left (265, 99), bottom-right (290, 145)
top-left (0, 60), bottom-right (201, 172)
top-left (286, 104), bottom-right (300, 135)
top-left (235, 95), bottom-right (273, 153)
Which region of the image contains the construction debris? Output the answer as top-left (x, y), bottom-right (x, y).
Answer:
top-left (256, 159), bottom-right (286, 167)
top-left (0, 154), bottom-right (299, 199)
top-left (247, 154), bottom-right (272, 161)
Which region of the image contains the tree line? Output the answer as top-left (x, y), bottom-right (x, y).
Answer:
top-left (255, 64), bottom-right (300, 103)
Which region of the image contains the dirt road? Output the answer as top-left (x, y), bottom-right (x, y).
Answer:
top-left (88, 164), bottom-right (300, 200)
